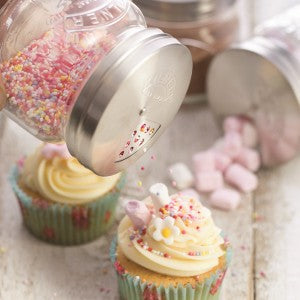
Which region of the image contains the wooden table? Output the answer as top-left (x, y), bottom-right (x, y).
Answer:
top-left (1, 1), bottom-right (299, 299)
top-left (1, 101), bottom-right (300, 300)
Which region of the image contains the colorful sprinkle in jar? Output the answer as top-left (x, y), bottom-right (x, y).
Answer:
top-left (0, 0), bottom-right (192, 176)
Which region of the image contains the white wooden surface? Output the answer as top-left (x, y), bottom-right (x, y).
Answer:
top-left (2, 100), bottom-right (300, 300)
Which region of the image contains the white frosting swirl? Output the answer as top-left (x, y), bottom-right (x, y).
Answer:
top-left (118, 194), bottom-right (225, 277)
top-left (21, 144), bottom-right (121, 205)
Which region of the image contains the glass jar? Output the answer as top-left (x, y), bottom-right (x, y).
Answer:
top-left (208, 5), bottom-right (300, 166)
top-left (133, 0), bottom-right (239, 103)
top-left (0, 0), bottom-right (192, 175)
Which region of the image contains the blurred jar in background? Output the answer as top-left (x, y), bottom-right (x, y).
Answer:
top-left (133, 0), bottom-right (240, 103)
top-left (208, 5), bottom-right (300, 167)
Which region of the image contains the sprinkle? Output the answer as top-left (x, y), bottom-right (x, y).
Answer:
top-left (102, 268), bottom-right (108, 275)
top-left (137, 181), bottom-right (143, 187)
top-left (137, 238), bottom-right (143, 244)
top-left (253, 212), bottom-right (264, 222)
top-left (259, 271), bottom-right (266, 278)
top-left (163, 253), bottom-right (170, 258)
top-left (141, 166), bottom-right (145, 171)
top-left (181, 230), bottom-right (186, 234)
top-left (172, 180), bottom-right (177, 187)
top-left (151, 155), bottom-right (156, 160)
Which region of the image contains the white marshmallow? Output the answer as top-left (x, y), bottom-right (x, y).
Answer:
top-left (149, 183), bottom-right (170, 213)
top-left (169, 163), bottom-right (194, 190)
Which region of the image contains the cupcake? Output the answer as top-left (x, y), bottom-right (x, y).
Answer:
top-left (10, 143), bottom-right (125, 245)
top-left (111, 183), bottom-right (231, 300)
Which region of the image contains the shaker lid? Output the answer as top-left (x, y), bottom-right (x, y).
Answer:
top-left (66, 28), bottom-right (192, 176)
top-left (133, 0), bottom-right (236, 22)
top-left (207, 36), bottom-right (300, 166)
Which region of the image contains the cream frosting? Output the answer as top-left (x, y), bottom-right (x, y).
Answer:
top-left (21, 144), bottom-right (121, 205)
top-left (118, 190), bottom-right (225, 277)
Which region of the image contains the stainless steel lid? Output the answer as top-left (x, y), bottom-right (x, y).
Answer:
top-left (133, 0), bottom-right (236, 22)
top-left (207, 36), bottom-right (300, 166)
top-left (66, 28), bottom-right (192, 176)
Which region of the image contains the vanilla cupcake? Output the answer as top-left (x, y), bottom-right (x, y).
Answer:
top-left (110, 183), bottom-right (231, 300)
top-left (10, 143), bottom-right (125, 245)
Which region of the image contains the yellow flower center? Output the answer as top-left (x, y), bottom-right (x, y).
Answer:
top-left (161, 227), bottom-right (172, 238)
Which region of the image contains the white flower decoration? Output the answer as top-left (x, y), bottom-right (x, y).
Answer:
top-left (152, 216), bottom-right (180, 245)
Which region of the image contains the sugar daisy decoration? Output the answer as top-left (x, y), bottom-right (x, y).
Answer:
top-left (152, 216), bottom-right (180, 245)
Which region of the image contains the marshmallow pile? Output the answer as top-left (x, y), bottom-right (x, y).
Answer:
top-left (168, 116), bottom-right (260, 211)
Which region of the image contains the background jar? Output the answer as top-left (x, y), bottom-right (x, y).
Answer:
top-left (0, 0), bottom-right (192, 175)
top-left (208, 5), bottom-right (300, 167)
top-left (133, 0), bottom-right (239, 103)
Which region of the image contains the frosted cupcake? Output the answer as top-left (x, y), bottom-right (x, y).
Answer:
top-left (111, 183), bottom-right (231, 300)
top-left (10, 143), bottom-right (125, 245)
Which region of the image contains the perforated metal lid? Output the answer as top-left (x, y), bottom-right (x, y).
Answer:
top-left (66, 28), bottom-right (192, 176)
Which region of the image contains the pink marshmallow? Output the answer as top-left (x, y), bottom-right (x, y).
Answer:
top-left (221, 132), bottom-right (243, 159)
top-left (223, 116), bottom-right (244, 133)
top-left (179, 189), bottom-right (201, 203)
top-left (235, 148), bottom-right (261, 172)
top-left (42, 143), bottom-right (71, 159)
top-left (242, 122), bottom-right (258, 148)
top-left (125, 200), bottom-right (152, 229)
top-left (214, 151), bottom-right (232, 172)
top-left (193, 151), bottom-right (215, 172)
top-left (209, 188), bottom-right (241, 211)
top-left (225, 164), bottom-right (258, 192)
top-left (195, 171), bottom-right (223, 193)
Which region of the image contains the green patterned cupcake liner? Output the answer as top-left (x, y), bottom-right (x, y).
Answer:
top-left (9, 165), bottom-right (126, 245)
top-left (110, 237), bottom-right (232, 300)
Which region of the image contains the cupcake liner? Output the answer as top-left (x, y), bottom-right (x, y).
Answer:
top-left (9, 166), bottom-right (126, 245)
top-left (110, 237), bottom-right (232, 300)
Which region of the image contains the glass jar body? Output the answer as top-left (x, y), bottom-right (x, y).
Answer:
top-left (0, 0), bottom-right (146, 141)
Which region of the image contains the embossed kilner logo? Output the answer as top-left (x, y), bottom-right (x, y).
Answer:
top-left (143, 70), bottom-right (176, 102)
top-left (63, 0), bottom-right (128, 32)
